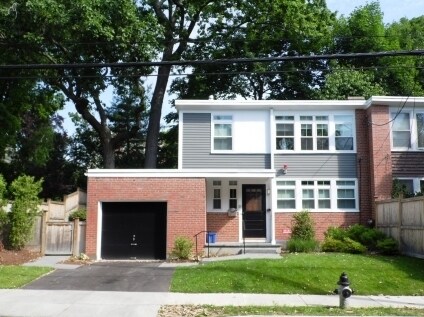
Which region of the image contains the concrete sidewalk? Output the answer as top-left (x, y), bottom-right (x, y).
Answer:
top-left (0, 289), bottom-right (423, 317)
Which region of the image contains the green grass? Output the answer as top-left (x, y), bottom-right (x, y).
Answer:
top-left (171, 253), bottom-right (424, 295)
top-left (159, 305), bottom-right (424, 316)
top-left (0, 266), bottom-right (52, 288)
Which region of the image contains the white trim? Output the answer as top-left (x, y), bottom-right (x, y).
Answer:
top-left (86, 168), bottom-right (276, 178)
top-left (96, 201), bottom-right (102, 261)
top-left (178, 111), bottom-right (183, 169)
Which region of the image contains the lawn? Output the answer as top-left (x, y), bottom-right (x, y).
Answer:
top-left (171, 253), bottom-right (424, 295)
top-left (0, 266), bottom-right (52, 288)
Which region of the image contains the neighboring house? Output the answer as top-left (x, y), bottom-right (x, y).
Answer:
top-left (85, 96), bottom-right (424, 260)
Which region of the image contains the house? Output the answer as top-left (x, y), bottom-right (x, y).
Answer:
top-left (85, 96), bottom-right (424, 260)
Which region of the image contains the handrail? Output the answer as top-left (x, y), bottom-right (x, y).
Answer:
top-left (193, 230), bottom-right (211, 261)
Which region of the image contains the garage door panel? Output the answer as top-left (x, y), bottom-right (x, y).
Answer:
top-left (101, 202), bottom-right (167, 260)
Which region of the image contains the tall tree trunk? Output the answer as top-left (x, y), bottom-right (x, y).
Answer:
top-left (102, 138), bottom-right (115, 168)
top-left (144, 64), bottom-right (172, 168)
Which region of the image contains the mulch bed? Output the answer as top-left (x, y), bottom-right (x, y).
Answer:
top-left (0, 249), bottom-right (41, 265)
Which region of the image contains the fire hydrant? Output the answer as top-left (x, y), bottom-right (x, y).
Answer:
top-left (334, 272), bottom-right (353, 308)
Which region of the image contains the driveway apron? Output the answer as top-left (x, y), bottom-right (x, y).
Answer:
top-left (23, 262), bottom-right (175, 292)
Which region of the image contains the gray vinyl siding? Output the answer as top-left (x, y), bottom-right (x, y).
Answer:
top-left (182, 113), bottom-right (271, 169)
top-left (274, 154), bottom-right (357, 178)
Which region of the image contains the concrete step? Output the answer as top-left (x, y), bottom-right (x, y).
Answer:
top-left (203, 242), bottom-right (281, 257)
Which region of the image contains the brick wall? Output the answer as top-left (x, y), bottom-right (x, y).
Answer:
top-left (86, 177), bottom-right (206, 259)
top-left (275, 212), bottom-right (360, 241)
top-left (207, 212), bottom-right (239, 242)
top-left (356, 109), bottom-right (373, 224)
top-left (367, 105), bottom-right (393, 202)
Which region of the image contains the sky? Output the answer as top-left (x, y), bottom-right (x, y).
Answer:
top-left (59, 1), bottom-right (424, 134)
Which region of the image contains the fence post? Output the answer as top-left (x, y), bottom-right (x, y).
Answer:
top-left (72, 218), bottom-right (80, 256)
top-left (40, 210), bottom-right (48, 255)
top-left (398, 197), bottom-right (402, 252)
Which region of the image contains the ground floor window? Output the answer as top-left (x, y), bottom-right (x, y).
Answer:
top-left (276, 179), bottom-right (357, 211)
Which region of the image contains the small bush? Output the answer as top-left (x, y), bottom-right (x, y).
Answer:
top-left (68, 209), bottom-right (87, 221)
top-left (170, 236), bottom-right (194, 260)
top-left (287, 238), bottom-right (320, 253)
top-left (321, 237), bottom-right (366, 254)
top-left (321, 237), bottom-right (346, 252)
top-left (376, 238), bottom-right (399, 255)
top-left (325, 226), bottom-right (348, 240)
top-left (291, 210), bottom-right (315, 240)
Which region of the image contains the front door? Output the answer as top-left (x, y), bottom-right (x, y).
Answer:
top-left (242, 185), bottom-right (266, 238)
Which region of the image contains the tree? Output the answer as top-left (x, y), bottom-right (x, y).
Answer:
top-left (329, 2), bottom-right (424, 97)
top-left (0, 0), bottom-right (157, 168)
top-left (169, 0), bottom-right (335, 102)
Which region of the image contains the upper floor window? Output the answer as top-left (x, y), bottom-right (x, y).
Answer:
top-left (275, 114), bottom-right (353, 152)
top-left (213, 115), bottom-right (232, 151)
top-left (276, 116), bottom-right (294, 150)
top-left (392, 112), bottom-right (411, 149)
top-left (334, 115), bottom-right (353, 150)
top-left (416, 113), bottom-right (424, 149)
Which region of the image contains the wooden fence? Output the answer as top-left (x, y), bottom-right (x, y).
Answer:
top-left (376, 196), bottom-right (424, 259)
top-left (25, 189), bottom-right (87, 256)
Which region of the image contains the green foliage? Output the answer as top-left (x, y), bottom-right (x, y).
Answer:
top-left (376, 238), bottom-right (399, 255)
top-left (7, 175), bottom-right (42, 250)
top-left (291, 210), bottom-right (316, 241)
top-left (392, 179), bottom-right (414, 198)
top-left (287, 238), bottom-right (319, 253)
top-left (0, 174), bottom-right (6, 208)
top-left (170, 236), bottom-right (194, 260)
top-left (68, 209), bottom-right (87, 221)
top-left (323, 224), bottom-right (397, 255)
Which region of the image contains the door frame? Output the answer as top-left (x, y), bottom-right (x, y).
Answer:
top-left (242, 184), bottom-right (267, 239)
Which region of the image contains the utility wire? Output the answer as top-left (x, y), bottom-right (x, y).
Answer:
top-left (0, 50), bottom-right (423, 70)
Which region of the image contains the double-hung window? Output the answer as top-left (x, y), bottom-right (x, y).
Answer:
top-left (336, 181), bottom-right (356, 209)
top-left (212, 181), bottom-right (222, 209)
top-left (276, 116), bottom-right (295, 150)
top-left (392, 112), bottom-right (411, 149)
top-left (276, 181), bottom-right (296, 209)
top-left (229, 180), bottom-right (237, 209)
top-left (416, 113), bottom-right (424, 149)
top-left (317, 181), bottom-right (331, 208)
top-left (275, 114), bottom-right (352, 152)
top-left (335, 115), bottom-right (354, 150)
top-left (213, 115), bottom-right (232, 150)
top-left (301, 181), bottom-right (315, 209)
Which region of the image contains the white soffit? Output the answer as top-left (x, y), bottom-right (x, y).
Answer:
top-left (86, 169), bottom-right (276, 179)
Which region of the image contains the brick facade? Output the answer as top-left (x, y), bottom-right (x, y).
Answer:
top-left (86, 177), bottom-right (206, 259)
top-left (207, 212), bottom-right (239, 242)
top-left (275, 212), bottom-right (360, 241)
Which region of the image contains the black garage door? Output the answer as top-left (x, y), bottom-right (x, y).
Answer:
top-left (101, 202), bottom-right (167, 260)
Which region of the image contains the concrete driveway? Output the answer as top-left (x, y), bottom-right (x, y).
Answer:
top-left (23, 262), bottom-right (175, 292)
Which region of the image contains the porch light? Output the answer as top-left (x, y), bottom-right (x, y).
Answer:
top-left (281, 164), bottom-right (288, 174)
top-left (267, 188), bottom-right (271, 195)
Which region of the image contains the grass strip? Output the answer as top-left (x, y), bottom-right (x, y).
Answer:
top-left (158, 305), bottom-right (424, 316)
top-left (171, 253), bottom-right (424, 295)
top-left (0, 265), bottom-right (53, 288)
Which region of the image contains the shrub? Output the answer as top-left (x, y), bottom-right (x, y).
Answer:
top-left (291, 210), bottom-right (315, 240)
top-left (0, 174), bottom-right (6, 208)
top-left (376, 238), bottom-right (399, 255)
top-left (321, 236), bottom-right (366, 254)
top-left (8, 175), bottom-right (42, 250)
top-left (170, 236), bottom-right (194, 260)
top-left (287, 238), bottom-right (320, 253)
top-left (68, 208), bottom-right (87, 221)
top-left (325, 226), bottom-right (348, 240)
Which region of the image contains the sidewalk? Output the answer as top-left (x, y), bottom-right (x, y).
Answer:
top-left (9, 255), bottom-right (424, 316)
top-left (0, 289), bottom-right (423, 317)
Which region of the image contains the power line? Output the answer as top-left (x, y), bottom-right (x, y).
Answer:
top-left (0, 50), bottom-right (423, 70)
top-left (1, 64), bottom-right (423, 80)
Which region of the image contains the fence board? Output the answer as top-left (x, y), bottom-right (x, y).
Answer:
top-left (45, 223), bottom-right (72, 255)
top-left (376, 196), bottom-right (424, 259)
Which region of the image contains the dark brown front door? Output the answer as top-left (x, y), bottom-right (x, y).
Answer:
top-left (242, 185), bottom-right (266, 238)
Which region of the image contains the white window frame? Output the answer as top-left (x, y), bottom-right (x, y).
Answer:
top-left (276, 180), bottom-right (296, 210)
top-left (395, 177), bottom-right (424, 195)
top-left (212, 180), bottom-right (222, 210)
top-left (275, 116), bottom-right (295, 151)
top-left (336, 180), bottom-right (357, 210)
top-left (274, 112), bottom-right (355, 153)
top-left (275, 179), bottom-right (358, 212)
top-left (229, 180), bottom-right (238, 210)
top-left (211, 114), bottom-right (233, 152)
top-left (391, 111), bottom-right (411, 150)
